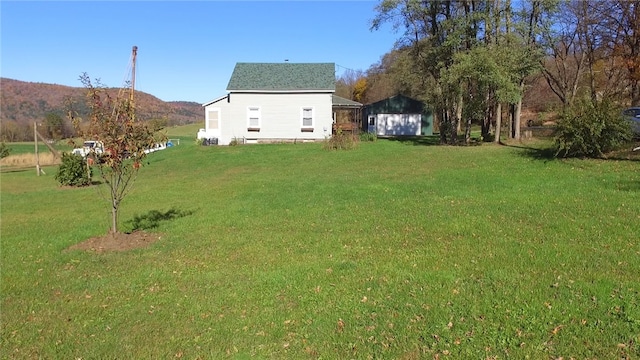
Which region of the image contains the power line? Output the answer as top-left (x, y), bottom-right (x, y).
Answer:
top-left (336, 64), bottom-right (358, 73)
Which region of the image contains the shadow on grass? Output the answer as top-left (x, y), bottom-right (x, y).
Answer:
top-left (0, 167), bottom-right (31, 174)
top-left (384, 134), bottom-right (485, 146)
top-left (502, 142), bottom-right (557, 161)
top-left (384, 135), bottom-right (441, 146)
top-left (503, 142), bottom-right (640, 162)
top-left (603, 145), bottom-right (640, 162)
top-left (125, 208), bottom-right (194, 232)
top-left (616, 180), bottom-right (640, 192)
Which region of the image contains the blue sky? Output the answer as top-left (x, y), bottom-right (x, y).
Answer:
top-left (1, 1), bottom-right (399, 103)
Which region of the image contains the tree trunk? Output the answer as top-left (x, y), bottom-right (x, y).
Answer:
top-left (494, 102), bottom-right (502, 143)
top-left (457, 93), bottom-right (463, 139)
top-left (464, 114), bottom-right (472, 144)
top-left (451, 104), bottom-right (460, 145)
top-left (481, 92), bottom-right (492, 140)
top-left (111, 201), bottom-right (118, 234)
top-left (509, 103), bottom-right (515, 138)
top-left (450, 117), bottom-right (458, 144)
top-left (110, 178), bottom-right (120, 234)
top-left (439, 108), bottom-right (448, 144)
top-left (514, 83), bottom-right (524, 140)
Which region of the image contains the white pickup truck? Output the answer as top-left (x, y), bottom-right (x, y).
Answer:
top-left (71, 141), bottom-right (104, 158)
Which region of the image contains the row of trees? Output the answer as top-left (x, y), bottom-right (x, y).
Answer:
top-left (336, 0), bottom-right (638, 145)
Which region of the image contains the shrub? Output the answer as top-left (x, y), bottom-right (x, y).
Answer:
top-left (0, 142), bottom-right (11, 159)
top-left (55, 153), bottom-right (92, 186)
top-left (554, 98), bottom-right (633, 158)
top-left (359, 132), bottom-right (378, 142)
top-left (323, 129), bottom-right (358, 150)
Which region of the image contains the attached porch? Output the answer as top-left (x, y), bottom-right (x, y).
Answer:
top-left (332, 95), bottom-right (363, 134)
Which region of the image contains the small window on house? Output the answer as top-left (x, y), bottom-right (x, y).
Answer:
top-left (368, 115), bottom-right (375, 126)
top-left (302, 107), bottom-right (314, 128)
top-left (247, 106), bottom-right (261, 130)
top-left (208, 110), bottom-right (219, 130)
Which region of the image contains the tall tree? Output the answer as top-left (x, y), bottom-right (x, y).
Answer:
top-left (352, 78), bottom-right (368, 103)
top-left (43, 113), bottom-right (64, 140)
top-left (506, 0), bottom-right (559, 139)
top-left (537, 0), bottom-right (638, 108)
top-left (539, 20), bottom-right (586, 109)
top-left (363, 52), bottom-right (400, 103)
top-left (373, 0), bottom-right (471, 144)
top-left (335, 69), bottom-right (366, 101)
top-left (601, 0), bottom-right (640, 104)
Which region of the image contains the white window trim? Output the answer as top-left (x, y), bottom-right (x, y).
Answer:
top-left (301, 106), bottom-right (314, 129)
top-left (247, 106), bottom-right (261, 129)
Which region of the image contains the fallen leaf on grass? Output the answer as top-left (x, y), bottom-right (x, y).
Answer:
top-left (551, 325), bottom-right (564, 335)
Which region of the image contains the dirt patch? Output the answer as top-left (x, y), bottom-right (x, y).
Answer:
top-left (66, 231), bottom-right (162, 253)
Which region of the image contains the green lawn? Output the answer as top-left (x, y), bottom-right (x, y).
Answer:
top-left (3, 141), bottom-right (73, 155)
top-left (1, 135), bottom-right (639, 359)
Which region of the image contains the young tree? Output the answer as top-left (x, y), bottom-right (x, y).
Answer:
top-left (69, 73), bottom-right (160, 235)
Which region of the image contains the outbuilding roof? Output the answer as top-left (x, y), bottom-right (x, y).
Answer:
top-left (227, 63), bottom-right (336, 92)
top-left (364, 94), bottom-right (426, 114)
top-left (332, 94), bottom-right (363, 107)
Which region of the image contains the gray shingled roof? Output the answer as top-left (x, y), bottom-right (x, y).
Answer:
top-left (332, 95), bottom-right (363, 107)
top-left (226, 63), bottom-right (336, 91)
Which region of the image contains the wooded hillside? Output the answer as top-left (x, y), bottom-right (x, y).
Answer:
top-left (1, 78), bottom-right (203, 141)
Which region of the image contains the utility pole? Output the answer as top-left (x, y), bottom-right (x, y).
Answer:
top-left (34, 121), bottom-right (42, 176)
top-left (131, 45), bottom-right (137, 104)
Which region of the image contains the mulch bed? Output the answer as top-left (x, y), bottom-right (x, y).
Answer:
top-left (66, 231), bottom-right (162, 253)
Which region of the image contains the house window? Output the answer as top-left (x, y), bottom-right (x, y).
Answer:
top-left (247, 106), bottom-right (261, 131)
top-left (301, 107), bottom-right (314, 129)
top-left (207, 110), bottom-right (219, 130)
top-left (368, 115), bottom-right (375, 126)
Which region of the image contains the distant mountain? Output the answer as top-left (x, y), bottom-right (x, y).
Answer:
top-left (0, 78), bottom-right (204, 126)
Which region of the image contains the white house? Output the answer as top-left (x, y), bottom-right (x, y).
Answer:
top-left (199, 63), bottom-right (337, 145)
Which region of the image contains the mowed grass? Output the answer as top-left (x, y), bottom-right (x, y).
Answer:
top-left (2, 141), bottom-right (73, 155)
top-left (1, 135), bottom-right (639, 359)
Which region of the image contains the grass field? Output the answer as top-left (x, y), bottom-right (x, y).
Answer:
top-left (1, 132), bottom-right (639, 359)
top-left (2, 141), bottom-right (74, 155)
top-left (0, 141), bottom-right (74, 169)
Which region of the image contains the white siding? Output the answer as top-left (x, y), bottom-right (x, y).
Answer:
top-left (205, 92), bottom-right (333, 145)
top-left (376, 114), bottom-right (421, 136)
